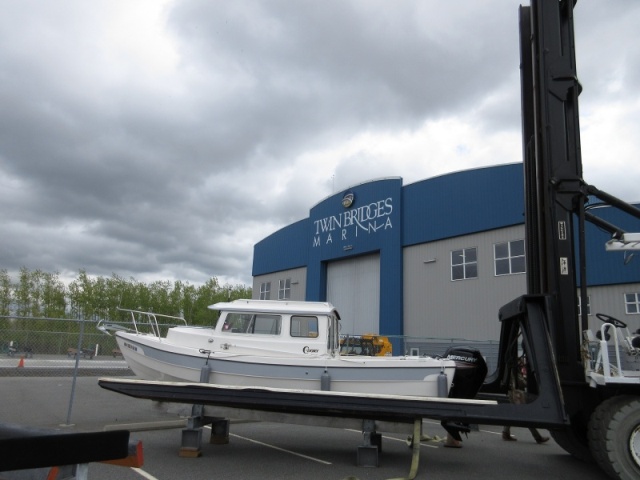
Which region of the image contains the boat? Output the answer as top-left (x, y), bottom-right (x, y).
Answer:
top-left (100, 299), bottom-right (457, 398)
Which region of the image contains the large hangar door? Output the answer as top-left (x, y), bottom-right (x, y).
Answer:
top-left (326, 253), bottom-right (380, 335)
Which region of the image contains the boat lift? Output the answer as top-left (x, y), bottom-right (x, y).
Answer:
top-left (98, 291), bottom-right (569, 471)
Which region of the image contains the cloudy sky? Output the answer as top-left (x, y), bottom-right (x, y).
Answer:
top-left (1, 1), bottom-right (639, 287)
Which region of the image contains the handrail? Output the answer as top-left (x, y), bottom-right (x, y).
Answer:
top-left (109, 308), bottom-right (187, 339)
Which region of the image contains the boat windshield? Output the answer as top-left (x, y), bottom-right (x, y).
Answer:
top-left (222, 313), bottom-right (281, 335)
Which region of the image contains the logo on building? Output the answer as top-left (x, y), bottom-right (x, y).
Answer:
top-left (342, 191), bottom-right (355, 208)
top-left (313, 196), bottom-right (394, 248)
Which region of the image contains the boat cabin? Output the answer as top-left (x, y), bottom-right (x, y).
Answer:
top-left (208, 299), bottom-right (342, 357)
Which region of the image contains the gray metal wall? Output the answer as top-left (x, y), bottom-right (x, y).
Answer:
top-left (402, 223), bottom-right (640, 345)
top-left (251, 226), bottom-right (640, 360)
top-left (252, 267), bottom-right (307, 301)
top-left (403, 225), bottom-right (527, 342)
top-left (327, 253), bottom-right (380, 335)
top-left (584, 283), bottom-right (640, 333)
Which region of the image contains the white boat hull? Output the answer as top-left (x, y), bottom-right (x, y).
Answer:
top-left (116, 332), bottom-right (455, 398)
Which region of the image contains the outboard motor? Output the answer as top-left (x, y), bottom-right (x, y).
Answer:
top-left (441, 346), bottom-right (488, 441)
top-left (444, 346), bottom-right (488, 399)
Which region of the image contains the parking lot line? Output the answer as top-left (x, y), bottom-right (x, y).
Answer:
top-left (131, 467), bottom-right (160, 480)
top-left (229, 433), bottom-right (332, 465)
top-left (343, 428), bottom-right (441, 449)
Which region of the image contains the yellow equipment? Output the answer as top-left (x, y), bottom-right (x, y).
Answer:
top-left (340, 334), bottom-right (392, 356)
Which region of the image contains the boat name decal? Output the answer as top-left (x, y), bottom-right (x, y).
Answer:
top-left (303, 346), bottom-right (319, 354)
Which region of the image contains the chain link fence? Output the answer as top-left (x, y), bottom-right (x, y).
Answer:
top-left (1, 315), bottom-right (503, 377)
top-left (0, 316), bottom-right (132, 377)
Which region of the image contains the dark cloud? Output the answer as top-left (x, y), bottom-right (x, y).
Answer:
top-left (0, 0), bottom-right (638, 286)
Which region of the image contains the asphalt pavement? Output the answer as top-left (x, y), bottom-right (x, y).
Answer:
top-left (0, 375), bottom-right (612, 480)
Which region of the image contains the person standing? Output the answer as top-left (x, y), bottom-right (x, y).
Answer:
top-left (502, 425), bottom-right (549, 443)
top-left (502, 356), bottom-right (549, 444)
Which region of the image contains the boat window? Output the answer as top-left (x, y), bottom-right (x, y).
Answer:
top-left (222, 313), bottom-right (281, 335)
top-left (290, 316), bottom-right (319, 338)
top-left (328, 315), bottom-right (339, 353)
top-left (222, 313), bottom-right (252, 333)
top-left (252, 314), bottom-right (281, 335)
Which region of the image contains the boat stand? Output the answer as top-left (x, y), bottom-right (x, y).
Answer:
top-left (157, 359), bottom-right (421, 467)
top-left (357, 419), bottom-right (383, 467)
top-left (179, 407), bottom-right (390, 466)
top-left (179, 362), bottom-right (231, 457)
top-left (179, 403), bottom-right (231, 457)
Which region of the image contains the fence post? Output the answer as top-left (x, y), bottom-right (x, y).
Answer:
top-left (63, 313), bottom-right (86, 427)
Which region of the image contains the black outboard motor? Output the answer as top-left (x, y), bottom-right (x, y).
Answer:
top-left (445, 346), bottom-right (488, 399)
top-left (441, 346), bottom-right (488, 441)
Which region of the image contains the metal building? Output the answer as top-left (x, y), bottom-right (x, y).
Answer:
top-left (252, 163), bottom-right (640, 362)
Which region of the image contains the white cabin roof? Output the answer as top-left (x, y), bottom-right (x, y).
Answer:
top-left (209, 299), bottom-right (340, 317)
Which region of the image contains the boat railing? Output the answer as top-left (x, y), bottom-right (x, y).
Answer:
top-left (97, 308), bottom-right (188, 339)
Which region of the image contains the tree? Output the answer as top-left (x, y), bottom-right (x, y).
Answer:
top-left (148, 280), bottom-right (173, 314)
top-left (41, 272), bottom-right (66, 318)
top-left (0, 269), bottom-right (11, 317)
top-left (170, 280), bottom-right (184, 317)
top-left (4, 268), bottom-right (252, 325)
top-left (0, 270), bottom-right (12, 334)
top-left (14, 267), bottom-right (33, 318)
top-left (67, 270), bottom-right (94, 319)
top-left (180, 282), bottom-right (197, 322)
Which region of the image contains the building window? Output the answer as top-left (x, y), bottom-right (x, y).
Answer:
top-left (577, 295), bottom-right (591, 316)
top-left (494, 239), bottom-right (526, 276)
top-left (278, 279), bottom-right (291, 300)
top-left (451, 247), bottom-right (478, 281)
top-left (259, 282), bottom-right (271, 300)
top-left (625, 293), bottom-right (640, 314)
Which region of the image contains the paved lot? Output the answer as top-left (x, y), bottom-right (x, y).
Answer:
top-left (0, 375), bottom-right (611, 480)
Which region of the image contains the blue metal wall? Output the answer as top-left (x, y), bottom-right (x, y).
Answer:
top-left (253, 218), bottom-right (309, 275)
top-left (402, 163), bottom-right (525, 246)
top-left (306, 178), bottom-right (403, 336)
top-left (253, 165), bottom-right (526, 277)
top-left (583, 205), bottom-right (640, 286)
top-left (252, 163), bottom-right (640, 334)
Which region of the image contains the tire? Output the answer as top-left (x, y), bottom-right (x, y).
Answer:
top-left (589, 395), bottom-right (640, 480)
top-left (551, 424), bottom-right (595, 464)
